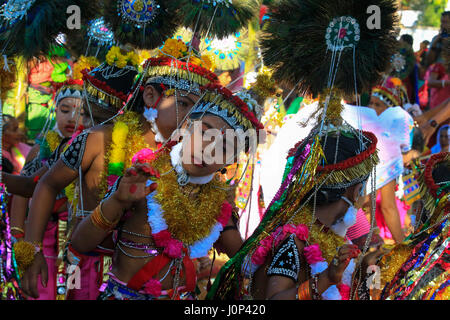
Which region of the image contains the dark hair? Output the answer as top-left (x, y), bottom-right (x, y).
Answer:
top-left (2, 114), bottom-right (15, 127)
top-left (432, 162), bottom-right (450, 194)
top-left (412, 127), bottom-right (425, 154)
top-left (1, 157), bottom-right (14, 174)
top-left (302, 132), bottom-right (362, 206)
top-left (400, 34), bottom-right (414, 47)
top-left (128, 82), bottom-right (165, 114)
top-left (442, 11), bottom-right (450, 18)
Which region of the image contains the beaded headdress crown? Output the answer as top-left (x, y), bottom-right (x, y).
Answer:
top-left (372, 77), bottom-right (405, 108)
top-left (82, 46), bottom-right (139, 110)
top-left (144, 38), bottom-right (219, 96)
top-left (53, 79), bottom-right (84, 106)
top-left (416, 152), bottom-right (450, 228)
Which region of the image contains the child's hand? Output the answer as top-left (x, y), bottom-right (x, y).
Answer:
top-left (112, 163), bottom-right (159, 206)
top-left (326, 244), bottom-right (361, 285)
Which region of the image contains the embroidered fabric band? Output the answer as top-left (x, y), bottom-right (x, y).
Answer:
top-left (267, 234), bottom-right (301, 282)
top-left (191, 102), bottom-right (245, 132)
top-left (61, 132), bottom-right (89, 171)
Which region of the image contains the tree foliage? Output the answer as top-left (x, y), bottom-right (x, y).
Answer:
top-left (401, 0), bottom-right (448, 27)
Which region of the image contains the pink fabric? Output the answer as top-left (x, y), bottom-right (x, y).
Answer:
top-left (346, 209), bottom-right (372, 240)
top-left (30, 220), bottom-right (58, 300)
top-left (427, 63), bottom-right (450, 109)
top-left (375, 192), bottom-right (409, 240)
top-left (3, 142), bottom-right (31, 175)
top-left (67, 255), bottom-right (102, 300)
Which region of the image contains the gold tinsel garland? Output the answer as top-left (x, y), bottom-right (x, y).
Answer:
top-left (146, 65), bottom-right (211, 86)
top-left (378, 244), bottom-right (412, 290)
top-left (151, 153), bottom-right (228, 245)
top-left (290, 205), bottom-right (346, 264)
top-left (45, 130), bottom-right (62, 152)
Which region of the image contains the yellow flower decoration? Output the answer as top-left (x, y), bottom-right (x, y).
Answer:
top-left (73, 56), bottom-right (100, 80)
top-left (390, 77), bottom-right (403, 87)
top-left (160, 38), bottom-right (187, 59)
top-left (189, 56), bottom-right (202, 67)
top-left (106, 46), bottom-right (139, 68)
top-left (138, 50), bottom-right (152, 65)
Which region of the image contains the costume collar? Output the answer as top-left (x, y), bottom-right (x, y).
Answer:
top-left (170, 142), bottom-right (215, 185)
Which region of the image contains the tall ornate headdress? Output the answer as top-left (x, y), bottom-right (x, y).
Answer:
top-left (53, 79), bottom-right (84, 107)
top-left (372, 76), bottom-right (405, 108)
top-left (190, 83), bottom-right (264, 133)
top-left (65, 17), bottom-right (116, 61)
top-left (144, 38), bottom-right (219, 96)
top-left (207, 0), bottom-right (398, 300)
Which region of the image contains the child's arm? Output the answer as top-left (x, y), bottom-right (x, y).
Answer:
top-left (71, 163), bottom-right (158, 253)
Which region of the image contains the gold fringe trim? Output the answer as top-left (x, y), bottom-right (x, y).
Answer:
top-left (316, 152), bottom-right (380, 188)
top-left (85, 82), bottom-right (123, 109)
top-left (146, 65), bottom-right (211, 86)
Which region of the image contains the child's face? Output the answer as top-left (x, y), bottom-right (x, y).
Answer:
top-left (144, 85), bottom-right (199, 140)
top-left (181, 115), bottom-right (239, 177)
top-left (3, 118), bottom-right (24, 147)
top-left (56, 97), bottom-right (85, 137)
top-left (369, 96), bottom-right (388, 116)
top-left (439, 127), bottom-right (449, 150)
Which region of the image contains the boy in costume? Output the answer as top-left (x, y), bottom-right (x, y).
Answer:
top-left (207, 0), bottom-right (399, 300)
top-left (18, 43), bottom-right (221, 299)
top-left (70, 83), bottom-right (264, 300)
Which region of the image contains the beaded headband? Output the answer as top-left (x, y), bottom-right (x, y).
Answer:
top-left (53, 80), bottom-right (84, 106)
top-left (190, 83), bottom-right (264, 132)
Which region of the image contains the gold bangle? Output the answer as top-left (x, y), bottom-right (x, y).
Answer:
top-left (297, 280), bottom-right (311, 300)
top-left (99, 200), bottom-right (120, 226)
top-left (90, 201), bottom-right (120, 231)
top-left (11, 227), bottom-right (25, 234)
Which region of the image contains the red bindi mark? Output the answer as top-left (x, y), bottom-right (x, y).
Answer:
top-left (129, 184), bottom-right (137, 194)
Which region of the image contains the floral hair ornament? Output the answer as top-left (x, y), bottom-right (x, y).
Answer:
top-left (140, 37), bottom-right (220, 140)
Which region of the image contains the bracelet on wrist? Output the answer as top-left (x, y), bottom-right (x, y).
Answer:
top-left (297, 280), bottom-right (312, 300)
top-left (311, 274), bottom-right (321, 300)
top-left (429, 119), bottom-right (438, 128)
top-left (90, 200), bottom-right (121, 231)
top-left (11, 226), bottom-right (25, 234)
